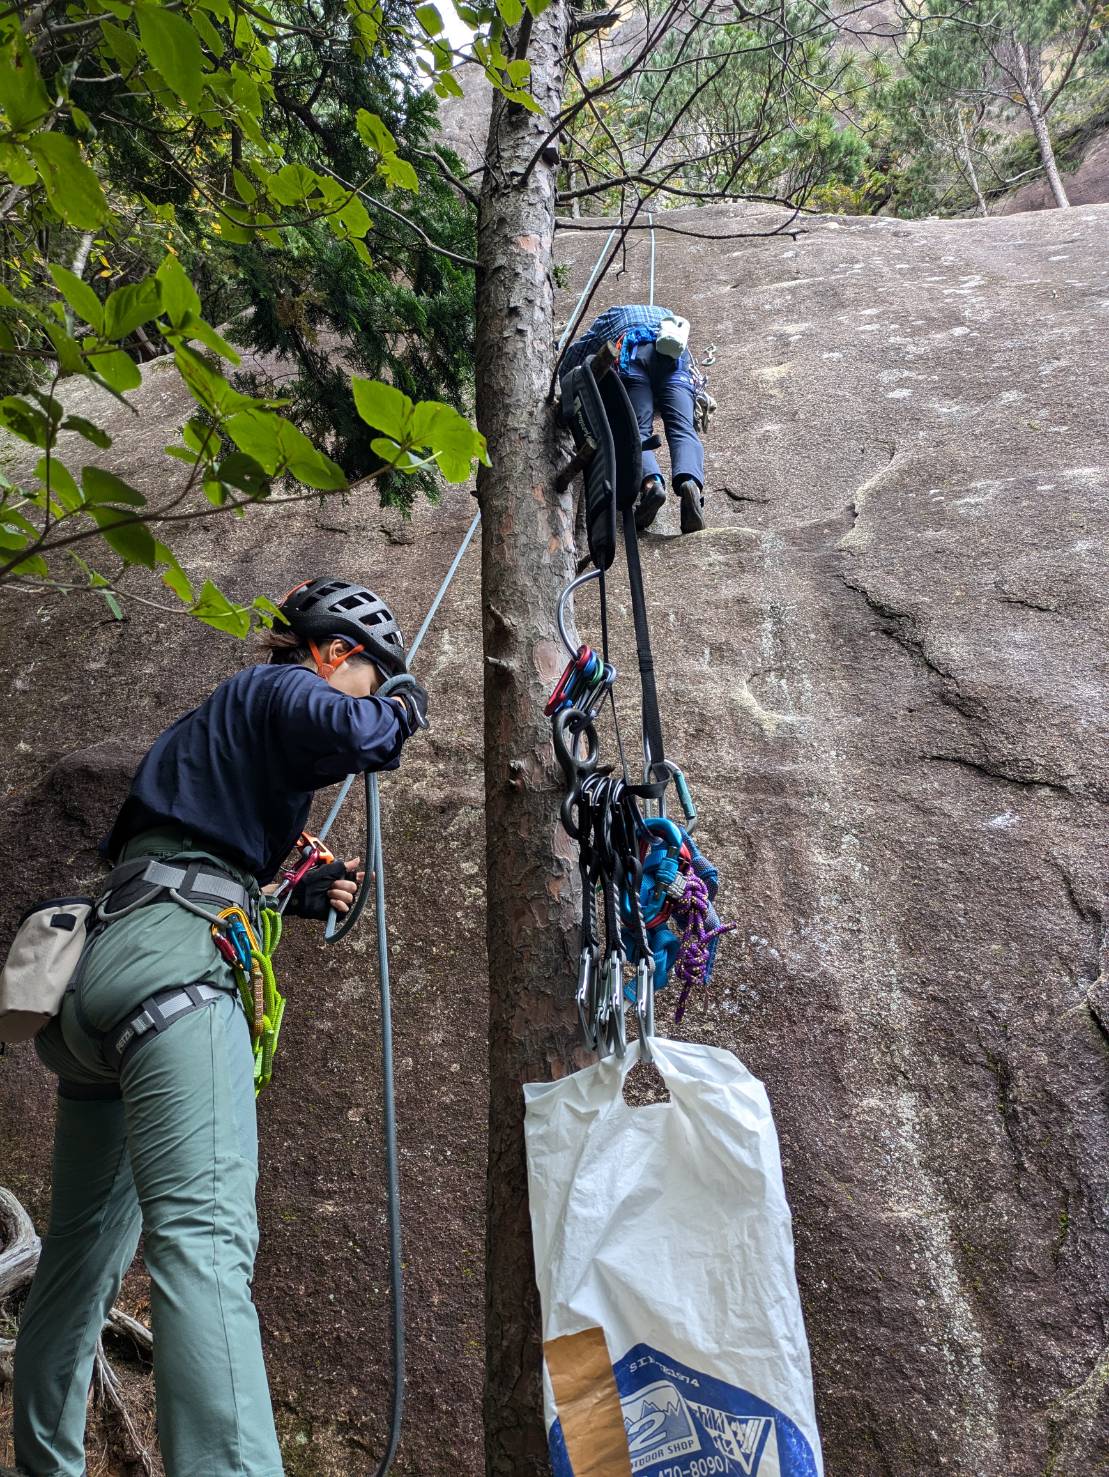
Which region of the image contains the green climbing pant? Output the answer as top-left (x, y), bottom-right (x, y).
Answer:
top-left (13, 831), bottom-right (283, 1477)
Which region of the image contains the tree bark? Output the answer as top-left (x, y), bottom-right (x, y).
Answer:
top-left (474, 7), bottom-right (582, 1474)
top-left (1014, 42), bottom-right (1070, 209)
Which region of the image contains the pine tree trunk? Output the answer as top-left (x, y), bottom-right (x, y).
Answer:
top-left (956, 112), bottom-right (989, 217)
top-left (1014, 42), bottom-right (1070, 209)
top-left (474, 8), bottom-right (582, 1473)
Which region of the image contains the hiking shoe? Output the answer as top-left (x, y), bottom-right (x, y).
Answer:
top-left (676, 477), bottom-right (705, 534)
top-left (634, 477), bottom-right (666, 532)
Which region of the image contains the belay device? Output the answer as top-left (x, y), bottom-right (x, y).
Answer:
top-left (552, 343), bottom-right (734, 1057)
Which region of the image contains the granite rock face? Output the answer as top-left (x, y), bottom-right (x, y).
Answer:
top-left (1, 199), bottom-right (1107, 1476)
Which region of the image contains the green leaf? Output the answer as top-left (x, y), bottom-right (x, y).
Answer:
top-left (27, 134), bottom-right (110, 229)
top-left (0, 141), bottom-right (37, 186)
top-left (497, 0), bottom-right (524, 23)
top-left (103, 279), bottom-right (163, 340)
top-left (137, 3), bottom-right (207, 110)
top-left (42, 323), bottom-right (86, 378)
top-left (506, 59), bottom-right (531, 85)
top-left (351, 377), bottom-right (412, 441)
top-left (225, 409), bottom-right (347, 489)
top-left (62, 416), bottom-right (112, 449)
top-left (252, 594), bottom-right (283, 623)
top-left (370, 436), bottom-right (420, 470)
top-left (434, 71), bottom-right (465, 100)
top-left (334, 193), bottom-right (371, 239)
top-left (179, 314), bottom-right (240, 363)
top-left (49, 265), bottom-right (98, 331)
top-left (214, 450), bottom-right (270, 494)
top-left (99, 588), bottom-right (125, 621)
top-left (156, 256), bottom-right (201, 325)
top-left (0, 396), bottom-right (50, 447)
top-left (174, 346), bottom-right (251, 417)
top-left (355, 109), bottom-right (398, 156)
top-left (91, 348), bottom-right (142, 393)
top-left (0, 527), bottom-right (30, 551)
top-left (230, 64), bottom-right (262, 120)
top-left (191, 7), bottom-right (226, 56)
top-left (1, 508), bottom-right (39, 535)
top-left (155, 541), bottom-right (195, 603)
top-left (11, 552), bottom-right (49, 578)
top-left (232, 167), bottom-right (257, 203)
top-left (377, 154), bottom-right (418, 192)
top-left (0, 27), bottom-right (51, 132)
top-left (411, 401), bottom-right (490, 481)
top-left (99, 19), bottom-right (141, 70)
top-left (89, 506), bottom-right (157, 567)
top-left (267, 162), bottom-right (320, 206)
top-left (415, 4), bottom-right (443, 34)
top-left (505, 87), bottom-right (542, 113)
top-left (82, 466), bottom-right (146, 507)
top-left (35, 455), bottom-right (82, 511)
top-left (192, 578), bottom-right (251, 636)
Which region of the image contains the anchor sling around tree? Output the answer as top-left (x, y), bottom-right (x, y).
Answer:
top-left (10, 578), bottom-right (427, 1477)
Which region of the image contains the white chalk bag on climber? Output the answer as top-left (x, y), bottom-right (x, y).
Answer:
top-left (0, 898), bottom-right (94, 1043)
top-left (654, 315), bottom-right (690, 359)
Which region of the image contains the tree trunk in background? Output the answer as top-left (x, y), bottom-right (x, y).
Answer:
top-left (956, 111), bottom-right (989, 216)
top-left (474, 8), bottom-right (580, 1473)
top-left (1014, 43), bottom-right (1070, 208)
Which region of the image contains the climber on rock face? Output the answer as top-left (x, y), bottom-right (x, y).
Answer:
top-left (561, 303), bottom-right (708, 534)
top-left (12, 578), bottom-right (428, 1477)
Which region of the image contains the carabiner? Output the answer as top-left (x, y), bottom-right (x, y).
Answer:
top-left (556, 568), bottom-right (602, 658)
top-left (635, 955), bottom-right (655, 1061)
top-left (576, 946), bottom-right (599, 1049)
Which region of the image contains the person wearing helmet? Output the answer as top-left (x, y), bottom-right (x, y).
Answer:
top-left (13, 579), bottom-right (425, 1477)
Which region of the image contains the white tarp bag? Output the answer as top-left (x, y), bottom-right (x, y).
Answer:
top-left (525, 1038), bottom-right (823, 1477)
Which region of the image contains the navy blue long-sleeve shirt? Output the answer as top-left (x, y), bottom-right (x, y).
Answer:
top-left (106, 664), bottom-right (410, 881)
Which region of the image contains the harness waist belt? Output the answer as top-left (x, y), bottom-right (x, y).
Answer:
top-left (98, 857), bottom-right (256, 923)
top-left (142, 859), bottom-right (251, 906)
top-left (103, 982), bottom-right (231, 1071)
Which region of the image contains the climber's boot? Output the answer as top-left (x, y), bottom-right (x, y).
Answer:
top-left (635, 476), bottom-right (666, 533)
top-left (676, 477), bottom-right (705, 534)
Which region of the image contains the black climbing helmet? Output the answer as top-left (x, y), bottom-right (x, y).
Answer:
top-left (279, 578), bottom-right (407, 677)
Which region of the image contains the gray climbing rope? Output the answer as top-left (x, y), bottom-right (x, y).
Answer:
top-left (647, 211), bottom-right (656, 306)
top-left (310, 507), bottom-right (480, 1476)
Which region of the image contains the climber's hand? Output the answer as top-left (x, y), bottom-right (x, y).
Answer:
top-left (287, 857), bottom-right (365, 919)
top-left (328, 857), bottom-right (367, 915)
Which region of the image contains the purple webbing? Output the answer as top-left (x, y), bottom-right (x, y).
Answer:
top-left (670, 872), bottom-right (736, 1026)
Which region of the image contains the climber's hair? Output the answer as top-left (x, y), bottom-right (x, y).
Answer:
top-left (257, 629), bottom-right (312, 665)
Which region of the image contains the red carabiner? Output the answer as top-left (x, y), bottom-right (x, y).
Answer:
top-left (545, 645), bottom-right (592, 716)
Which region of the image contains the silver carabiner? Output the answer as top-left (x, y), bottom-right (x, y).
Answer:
top-left (576, 946), bottom-right (599, 1050)
top-left (635, 955), bottom-right (655, 1061)
top-left (597, 951), bottom-right (626, 1059)
top-left (557, 568), bottom-right (602, 659)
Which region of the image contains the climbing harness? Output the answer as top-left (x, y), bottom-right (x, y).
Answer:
top-left (55, 852), bottom-right (292, 1090)
top-left (553, 341), bottom-right (734, 1059)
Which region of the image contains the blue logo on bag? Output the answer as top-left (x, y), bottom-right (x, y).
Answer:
top-left (549, 1344), bottom-right (820, 1477)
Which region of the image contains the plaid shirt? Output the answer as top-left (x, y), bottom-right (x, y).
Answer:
top-left (560, 303), bottom-right (673, 374)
